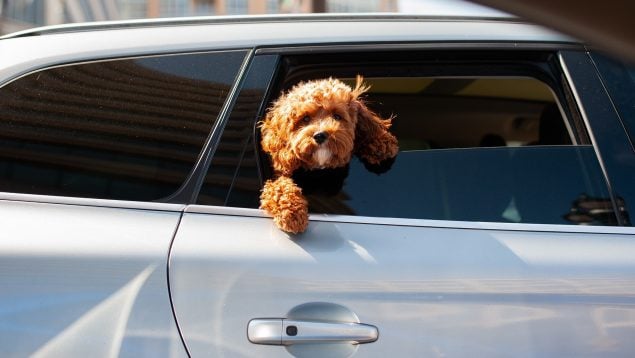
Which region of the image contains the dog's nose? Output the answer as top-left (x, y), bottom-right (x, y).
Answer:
top-left (313, 132), bottom-right (328, 144)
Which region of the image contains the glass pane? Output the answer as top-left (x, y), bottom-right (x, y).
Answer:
top-left (197, 55), bottom-right (278, 206)
top-left (591, 53), bottom-right (635, 149)
top-left (306, 146), bottom-right (615, 225)
top-left (0, 50), bottom-right (247, 201)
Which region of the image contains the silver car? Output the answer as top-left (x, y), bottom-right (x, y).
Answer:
top-left (1, 12), bottom-right (635, 358)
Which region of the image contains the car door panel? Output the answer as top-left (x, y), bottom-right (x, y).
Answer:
top-left (0, 198), bottom-right (187, 357)
top-left (169, 48), bottom-right (635, 357)
top-left (170, 206), bottom-right (635, 357)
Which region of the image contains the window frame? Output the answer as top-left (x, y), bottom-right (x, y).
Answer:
top-left (192, 54), bottom-right (278, 207)
top-left (0, 49), bottom-right (252, 208)
top-left (207, 44), bottom-right (630, 227)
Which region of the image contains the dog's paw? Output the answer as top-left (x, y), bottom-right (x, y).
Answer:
top-left (275, 207), bottom-right (309, 234)
top-left (362, 155), bottom-right (396, 175)
top-left (260, 176), bottom-right (310, 234)
top-left (357, 131), bottom-right (399, 165)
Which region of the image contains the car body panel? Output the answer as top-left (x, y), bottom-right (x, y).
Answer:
top-left (0, 199), bottom-right (187, 357)
top-left (170, 205), bottom-right (635, 357)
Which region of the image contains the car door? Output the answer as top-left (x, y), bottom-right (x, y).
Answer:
top-left (169, 48), bottom-right (635, 357)
top-left (0, 45), bottom-right (248, 357)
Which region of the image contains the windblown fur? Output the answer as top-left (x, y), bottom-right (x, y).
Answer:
top-left (260, 76), bottom-right (398, 234)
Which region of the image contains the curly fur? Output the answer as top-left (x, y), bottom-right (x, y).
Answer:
top-left (260, 76), bottom-right (398, 233)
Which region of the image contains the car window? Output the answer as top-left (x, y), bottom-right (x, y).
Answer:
top-left (591, 52), bottom-right (635, 150)
top-left (197, 55), bottom-right (277, 207)
top-left (0, 50), bottom-right (247, 202)
top-left (202, 51), bottom-right (618, 225)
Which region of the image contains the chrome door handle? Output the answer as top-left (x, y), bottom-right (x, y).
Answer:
top-left (248, 318), bottom-right (378, 345)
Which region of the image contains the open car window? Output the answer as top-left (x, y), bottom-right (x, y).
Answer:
top-left (200, 50), bottom-right (618, 226)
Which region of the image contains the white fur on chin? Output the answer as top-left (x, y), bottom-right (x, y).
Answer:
top-left (314, 147), bottom-right (332, 168)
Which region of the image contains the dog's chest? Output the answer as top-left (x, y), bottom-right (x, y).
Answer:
top-left (292, 166), bottom-right (349, 196)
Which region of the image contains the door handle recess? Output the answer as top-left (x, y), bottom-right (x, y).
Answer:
top-left (248, 318), bottom-right (378, 345)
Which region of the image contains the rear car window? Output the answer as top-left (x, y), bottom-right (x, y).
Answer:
top-left (201, 51), bottom-right (618, 225)
top-left (0, 50), bottom-right (247, 201)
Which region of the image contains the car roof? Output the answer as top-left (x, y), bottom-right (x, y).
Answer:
top-left (2, 13), bottom-right (521, 39)
top-left (0, 14), bottom-right (576, 84)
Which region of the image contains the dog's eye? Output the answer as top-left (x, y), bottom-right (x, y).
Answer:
top-left (301, 115), bottom-right (311, 123)
top-left (332, 113), bottom-right (343, 121)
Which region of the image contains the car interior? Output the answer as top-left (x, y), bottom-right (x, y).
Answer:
top-left (344, 76), bottom-right (573, 150)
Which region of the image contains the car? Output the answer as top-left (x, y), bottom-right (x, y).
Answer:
top-left (1, 12), bottom-right (635, 358)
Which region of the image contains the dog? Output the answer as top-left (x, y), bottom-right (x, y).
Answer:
top-left (259, 75), bottom-right (398, 234)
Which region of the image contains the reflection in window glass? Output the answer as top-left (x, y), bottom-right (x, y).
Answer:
top-left (0, 50), bottom-right (247, 201)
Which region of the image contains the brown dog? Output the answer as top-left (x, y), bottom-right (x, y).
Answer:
top-left (259, 76), bottom-right (398, 233)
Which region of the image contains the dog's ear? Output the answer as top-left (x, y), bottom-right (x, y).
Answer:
top-left (350, 76), bottom-right (399, 166)
top-left (260, 104), bottom-right (300, 176)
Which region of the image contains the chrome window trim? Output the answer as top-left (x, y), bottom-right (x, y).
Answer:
top-left (184, 205), bottom-right (635, 234)
top-left (0, 192), bottom-right (185, 212)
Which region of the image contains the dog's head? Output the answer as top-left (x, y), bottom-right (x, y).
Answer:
top-left (261, 76), bottom-right (398, 176)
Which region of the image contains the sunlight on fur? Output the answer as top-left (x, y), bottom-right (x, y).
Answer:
top-left (259, 76), bottom-right (398, 234)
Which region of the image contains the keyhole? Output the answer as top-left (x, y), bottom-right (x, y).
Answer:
top-left (286, 325), bottom-right (298, 336)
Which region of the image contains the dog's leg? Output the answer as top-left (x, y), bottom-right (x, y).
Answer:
top-left (260, 176), bottom-right (309, 234)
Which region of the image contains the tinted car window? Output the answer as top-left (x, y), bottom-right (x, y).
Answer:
top-left (197, 55), bottom-right (277, 207)
top-left (0, 50), bottom-right (247, 201)
top-left (325, 147), bottom-right (610, 224)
